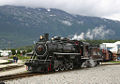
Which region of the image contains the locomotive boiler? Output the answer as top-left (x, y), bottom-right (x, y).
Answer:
top-left (25, 34), bottom-right (102, 72)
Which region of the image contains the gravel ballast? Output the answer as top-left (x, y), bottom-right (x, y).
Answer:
top-left (5, 65), bottom-right (120, 84)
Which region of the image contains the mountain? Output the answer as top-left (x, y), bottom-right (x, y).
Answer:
top-left (0, 5), bottom-right (120, 48)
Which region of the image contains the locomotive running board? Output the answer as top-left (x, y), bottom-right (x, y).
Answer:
top-left (53, 52), bottom-right (81, 55)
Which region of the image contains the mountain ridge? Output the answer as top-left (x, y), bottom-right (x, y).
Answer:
top-left (0, 5), bottom-right (120, 48)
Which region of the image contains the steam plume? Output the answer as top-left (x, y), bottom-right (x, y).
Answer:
top-left (72, 25), bottom-right (115, 40)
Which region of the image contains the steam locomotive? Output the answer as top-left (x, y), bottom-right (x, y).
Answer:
top-left (25, 34), bottom-right (103, 72)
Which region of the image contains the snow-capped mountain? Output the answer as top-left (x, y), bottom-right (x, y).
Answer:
top-left (0, 5), bottom-right (120, 48)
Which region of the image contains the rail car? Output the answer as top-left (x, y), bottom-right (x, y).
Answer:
top-left (101, 49), bottom-right (113, 61)
top-left (25, 34), bottom-right (103, 72)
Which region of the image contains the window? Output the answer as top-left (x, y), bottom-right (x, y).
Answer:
top-left (107, 47), bottom-right (112, 50)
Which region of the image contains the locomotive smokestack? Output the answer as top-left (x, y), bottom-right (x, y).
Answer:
top-left (44, 33), bottom-right (49, 41)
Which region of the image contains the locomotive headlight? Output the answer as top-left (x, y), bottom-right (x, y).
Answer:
top-left (51, 38), bottom-right (54, 40)
top-left (40, 36), bottom-right (43, 39)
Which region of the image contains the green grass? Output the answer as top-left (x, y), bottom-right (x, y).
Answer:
top-left (9, 54), bottom-right (31, 61)
top-left (109, 61), bottom-right (120, 63)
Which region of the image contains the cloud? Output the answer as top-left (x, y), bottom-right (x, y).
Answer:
top-left (0, 0), bottom-right (120, 20)
top-left (72, 25), bottom-right (115, 40)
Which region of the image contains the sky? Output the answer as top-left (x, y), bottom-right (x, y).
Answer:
top-left (0, 0), bottom-right (120, 21)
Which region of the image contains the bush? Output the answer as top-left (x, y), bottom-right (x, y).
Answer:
top-left (27, 49), bottom-right (32, 53)
top-left (9, 55), bottom-right (31, 61)
top-left (11, 49), bottom-right (16, 55)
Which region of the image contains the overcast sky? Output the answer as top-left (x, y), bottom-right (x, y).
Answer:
top-left (0, 0), bottom-right (120, 21)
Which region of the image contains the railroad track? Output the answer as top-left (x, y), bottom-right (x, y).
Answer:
top-left (0, 72), bottom-right (41, 81)
top-left (0, 63), bottom-right (120, 81)
top-left (0, 65), bottom-right (24, 72)
top-left (0, 61), bottom-right (13, 65)
top-left (0, 69), bottom-right (76, 81)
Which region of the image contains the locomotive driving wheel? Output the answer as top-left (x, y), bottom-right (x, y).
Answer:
top-left (60, 65), bottom-right (65, 71)
top-left (55, 67), bottom-right (59, 72)
top-left (64, 61), bottom-right (74, 70)
top-left (69, 62), bottom-right (73, 70)
top-left (65, 63), bottom-right (69, 70)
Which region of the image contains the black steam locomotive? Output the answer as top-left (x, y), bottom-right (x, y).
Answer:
top-left (25, 34), bottom-right (103, 72)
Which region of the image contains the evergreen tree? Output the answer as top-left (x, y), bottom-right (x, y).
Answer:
top-left (17, 50), bottom-right (21, 55)
top-left (11, 49), bottom-right (16, 55)
top-left (22, 50), bottom-right (26, 55)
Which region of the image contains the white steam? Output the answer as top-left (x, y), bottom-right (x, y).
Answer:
top-left (72, 25), bottom-right (115, 40)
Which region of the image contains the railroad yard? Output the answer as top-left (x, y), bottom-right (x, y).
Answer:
top-left (1, 0), bottom-right (120, 84)
top-left (0, 56), bottom-right (120, 84)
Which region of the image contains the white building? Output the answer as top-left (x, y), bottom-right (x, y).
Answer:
top-left (100, 41), bottom-right (120, 53)
top-left (0, 50), bottom-right (11, 56)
